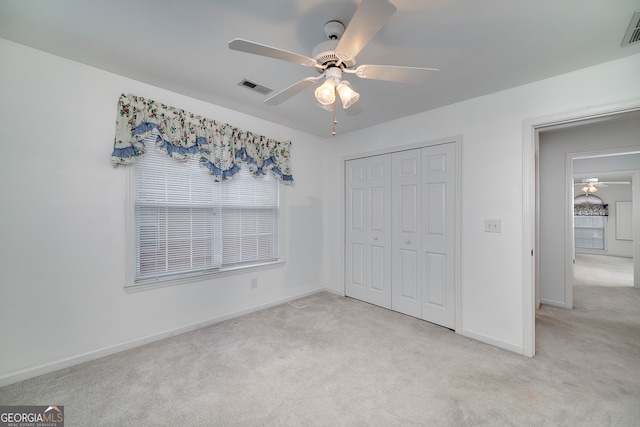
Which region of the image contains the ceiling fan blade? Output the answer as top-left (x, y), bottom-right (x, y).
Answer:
top-left (229, 39), bottom-right (318, 68)
top-left (264, 76), bottom-right (323, 106)
top-left (574, 181), bottom-right (631, 185)
top-left (335, 0), bottom-right (397, 60)
top-left (351, 64), bottom-right (439, 84)
top-left (345, 100), bottom-right (363, 116)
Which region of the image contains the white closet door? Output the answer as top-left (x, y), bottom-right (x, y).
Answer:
top-left (345, 155), bottom-right (392, 308)
top-left (392, 149), bottom-right (422, 317)
top-left (366, 154), bottom-right (392, 308)
top-left (421, 143), bottom-right (456, 328)
top-left (345, 158), bottom-right (367, 301)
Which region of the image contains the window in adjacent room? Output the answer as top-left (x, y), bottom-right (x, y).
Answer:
top-left (127, 142), bottom-right (282, 289)
top-left (574, 194), bottom-right (607, 250)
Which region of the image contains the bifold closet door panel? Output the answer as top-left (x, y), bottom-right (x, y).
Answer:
top-left (365, 154), bottom-right (392, 309)
top-left (391, 148), bottom-right (422, 318)
top-left (421, 143), bottom-right (456, 329)
top-left (345, 158), bottom-right (367, 301)
top-left (345, 155), bottom-right (392, 308)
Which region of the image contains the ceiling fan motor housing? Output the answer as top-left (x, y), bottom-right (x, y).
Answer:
top-left (312, 21), bottom-right (356, 71)
top-left (323, 21), bottom-right (345, 39)
top-left (312, 39), bottom-right (356, 70)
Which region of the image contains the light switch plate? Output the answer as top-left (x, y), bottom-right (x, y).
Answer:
top-left (485, 219), bottom-right (501, 233)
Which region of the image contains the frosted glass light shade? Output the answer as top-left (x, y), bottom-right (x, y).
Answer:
top-left (337, 81), bottom-right (360, 109)
top-left (315, 79), bottom-right (336, 105)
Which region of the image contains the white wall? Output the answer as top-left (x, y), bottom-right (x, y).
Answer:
top-left (594, 185), bottom-right (634, 257)
top-left (574, 153), bottom-right (640, 173)
top-left (539, 119), bottom-right (640, 306)
top-left (322, 53), bottom-right (640, 353)
top-left (0, 39), bottom-right (326, 385)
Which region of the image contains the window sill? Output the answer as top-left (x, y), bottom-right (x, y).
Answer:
top-left (125, 260), bottom-right (285, 293)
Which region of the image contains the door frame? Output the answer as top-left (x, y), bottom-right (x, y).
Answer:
top-left (522, 98), bottom-right (640, 357)
top-left (341, 135), bottom-right (462, 331)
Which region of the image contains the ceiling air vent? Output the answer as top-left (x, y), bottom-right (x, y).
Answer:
top-left (238, 79), bottom-right (272, 95)
top-left (622, 9), bottom-right (640, 46)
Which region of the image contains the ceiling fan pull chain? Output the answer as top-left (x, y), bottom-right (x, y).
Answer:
top-left (332, 101), bottom-right (338, 136)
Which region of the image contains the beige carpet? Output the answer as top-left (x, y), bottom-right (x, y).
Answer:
top-left (1, 289), bottom-right (639, 426)
top-left (574, 254), bottom-right (634, 287)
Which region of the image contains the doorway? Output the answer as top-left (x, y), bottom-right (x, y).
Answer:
top-left (522, 100), bottom-right (640, 357)
top-left (538, 117), bottom-right (640, 310)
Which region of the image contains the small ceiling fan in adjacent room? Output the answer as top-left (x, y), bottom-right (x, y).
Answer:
top-left (228, 0), bottom-right (439, 135)
top-left (573, 178), bottom-right (631, 194)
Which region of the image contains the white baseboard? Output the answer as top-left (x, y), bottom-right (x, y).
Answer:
top-left (539, 298), bottom-right (567, 308)
top-left (457, 327), bottom-right (525, 356)
top-left (323, 287), bottom-right (345, 297)
top-left (0, 287), bottom-right (329, 388)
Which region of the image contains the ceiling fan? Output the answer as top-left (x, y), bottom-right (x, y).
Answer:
top-left (228, 0), bottom-right (439, 134)
top-left (573, 178), bottom-right (631, 194)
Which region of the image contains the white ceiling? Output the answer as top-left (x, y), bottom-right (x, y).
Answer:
top-left (2, 0), bottom-right (640, 138)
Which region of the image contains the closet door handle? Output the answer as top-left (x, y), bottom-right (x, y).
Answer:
top-left (405, 239), bottom-right (411, 244)
top-left (373, 236), bottom-right (379, 241)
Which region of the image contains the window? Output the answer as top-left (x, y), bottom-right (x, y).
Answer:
top-left (574, 194), bottom-right (607, 250)
top-left (127, 143), bottom-right (282, 289)
top-left (574, 216), bottom-right (605, 249)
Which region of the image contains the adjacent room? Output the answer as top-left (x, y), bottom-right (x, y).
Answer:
top-left (538, 117), bottom-right (640, 309)
top-left (1, 0), bottom-right (639, 425)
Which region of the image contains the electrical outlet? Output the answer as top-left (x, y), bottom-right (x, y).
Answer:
top-left (250, 278), bottom-right (258, 289)
top-left (484, 219), bottom-right (501, 233)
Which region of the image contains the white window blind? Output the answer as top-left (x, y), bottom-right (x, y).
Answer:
top-left (133, 144), bottom-right (279, 283)
top-left (574, 216), bottom-right (605, 250)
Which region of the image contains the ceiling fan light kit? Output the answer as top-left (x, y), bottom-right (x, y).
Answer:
top-left (336, 80), bottom-right (360, 109)
top-left (228, 0), bottom-right (439, 135)
top-left (314, 66), bottom-right (361, 109)
top-left (581, 185), bottom-right (598, 193)
top-left (315, 76), bottom-right (337, 105)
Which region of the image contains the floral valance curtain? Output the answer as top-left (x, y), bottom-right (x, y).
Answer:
top-left (111, 94), bottom-right (294, 183)
top-left (574, 203), bottom-right (608, 216)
